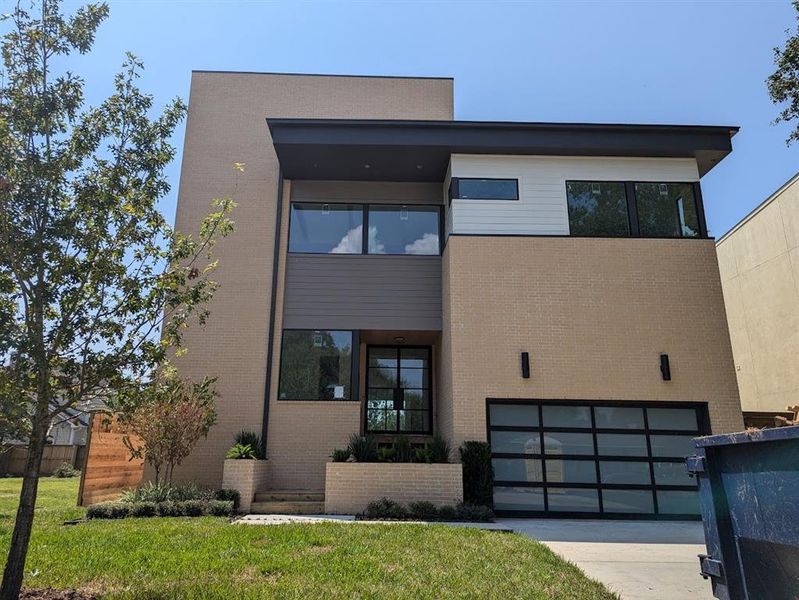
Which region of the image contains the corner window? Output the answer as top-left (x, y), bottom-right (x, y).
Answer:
top-left (367, 205), bottom-right (440, 255)
top-left (566, 182), bottom-right (630, 237)
top-left (450, 178), bottom-right (519, 202)
top-left (289, 203), bottom-right (363, 254)
top-left (635, 183), bottom-right (700, 238)
top-left (564, 181), bottom-right (704, 238)
top-left (278, 330), bottom-right (353, 400)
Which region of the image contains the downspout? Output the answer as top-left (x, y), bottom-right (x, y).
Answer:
top-left (260, 167), bottom-right (284, 458)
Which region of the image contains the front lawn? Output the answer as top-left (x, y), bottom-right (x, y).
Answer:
top-left (0, 478), bottom-right (618, 599)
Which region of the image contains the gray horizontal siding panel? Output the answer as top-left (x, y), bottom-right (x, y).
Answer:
top-left (283, 254), bottom-right (442, 331)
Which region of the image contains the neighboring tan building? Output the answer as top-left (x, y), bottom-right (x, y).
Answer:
top-left (716, 173), bottom-right (799, 419)
top-left (171, 71), bottom-right (743, 519)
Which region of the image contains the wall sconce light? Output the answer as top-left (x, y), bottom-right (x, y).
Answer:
top-left (521, 352), bottom-right (530, 379)
top-left (660, 353), bottom-right (671, 381)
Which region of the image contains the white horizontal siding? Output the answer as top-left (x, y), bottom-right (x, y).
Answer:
top-left (448, 155), bottom-right (700, 236)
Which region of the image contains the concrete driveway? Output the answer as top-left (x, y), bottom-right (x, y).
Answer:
top-left (497, 519), bottom-right (713, 600)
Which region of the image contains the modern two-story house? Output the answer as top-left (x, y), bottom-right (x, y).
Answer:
top-left (171, 71), bottom-right (743, 519)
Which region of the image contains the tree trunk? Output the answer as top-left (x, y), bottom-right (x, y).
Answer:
top-left (0, 411), bottom-right (49, 600)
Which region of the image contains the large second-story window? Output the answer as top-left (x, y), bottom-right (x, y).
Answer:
top-left (566, 181), bottom-right (703, 238)
top-left (278, 330), bottom-right (354, 400)
top-left (566, 182), bottom-right (630, 237)
top-left (288, 202), bottom-right (441, 255)
top-left (289, 203), bottom-right (363, 254)
top-left (368, 205), bottom-right (440, 255)
top-left (635, 183), bottom-right (700, 238)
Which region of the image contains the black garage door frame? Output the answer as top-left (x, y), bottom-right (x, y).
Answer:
top-left (486, 398), bottom-right (710, 520)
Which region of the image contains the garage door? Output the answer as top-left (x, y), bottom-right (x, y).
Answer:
top-left (487, 400), bottom-right (707, 519)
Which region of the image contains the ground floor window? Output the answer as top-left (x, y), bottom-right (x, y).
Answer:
top-left (278, 330), bottom-right (354, 400)
top-left (366, 346), bottom-right (431, 434)
top-left (488, 400), bottom-right (707, 519)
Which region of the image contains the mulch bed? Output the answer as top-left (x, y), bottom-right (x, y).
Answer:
top-left (21, 589), bottom-right (98, 600)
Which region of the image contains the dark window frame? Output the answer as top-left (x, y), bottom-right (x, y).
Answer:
top-left (565, 180), bottom-right (707, 239)
top-left (486, 398), bottom-right (710, 520)
top-left (448, 177), bottom-right (520, 206)
top-left (364, 345), bottom-right (433, 435)
top-left (287, 201), bottom-right (443, 256)
top-left (276, 328), bottom-right (360, 402)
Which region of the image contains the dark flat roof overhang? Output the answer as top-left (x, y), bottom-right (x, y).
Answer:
top-left (267, 118), bottom-right (738, 182)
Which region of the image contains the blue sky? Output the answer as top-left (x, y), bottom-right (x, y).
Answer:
top-left (65, 0), bottom-right (797, 237)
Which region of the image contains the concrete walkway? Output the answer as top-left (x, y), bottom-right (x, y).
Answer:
top-left (497, 519), bottom-right (713, 600)
top-left (234, 514), bottom-right (512, 531)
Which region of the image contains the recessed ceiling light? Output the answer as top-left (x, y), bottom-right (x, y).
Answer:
top-left (416, 164), bottom-right (423, 169)
top-left (364, 164), bottom-right (371, 169)
top-left (393, 336), bottom-right (406, 343)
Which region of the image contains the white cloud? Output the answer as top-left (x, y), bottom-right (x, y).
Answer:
top-left (404, 232), bottom-right (439, 255)
top-left (330, 225), bottom-right (385, 254)
top-left (367, 226), bottom-right (385, 254)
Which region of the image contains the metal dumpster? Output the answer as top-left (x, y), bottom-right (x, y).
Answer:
top-left (687, 425), bottom-right (799, 600)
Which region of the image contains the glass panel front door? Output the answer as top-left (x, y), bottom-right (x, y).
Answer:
top-left (367, 346), bottom-right (431, 433)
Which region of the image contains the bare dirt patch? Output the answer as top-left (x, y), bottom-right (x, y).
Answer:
top-left (21, 589), bottom-right (99, 600)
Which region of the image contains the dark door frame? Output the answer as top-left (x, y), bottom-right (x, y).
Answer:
top-left (364, 345), bottom-right (433, 435)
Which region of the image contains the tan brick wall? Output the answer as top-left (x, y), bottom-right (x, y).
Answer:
top-left (171, 72), bottom-right (453, 488)
top-left (324, 463), bottom-right (463, 514)
top-left (221, 459), bottom-right (270, 512)
top-left (440, 236), bottom-right (743, 449)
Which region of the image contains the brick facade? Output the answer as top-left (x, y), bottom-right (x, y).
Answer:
top-left (221, 459), bottom-right (270, 512)
top-left (171, 73), bottom-right (453, 488)
top-left (324, 463), bottom-right (463, 514)
top-left (440, 235), bottom-right (744, 450)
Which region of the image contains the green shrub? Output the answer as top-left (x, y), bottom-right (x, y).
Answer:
top-left (226, 443), bottom-right (257, 460)
top-left (331, 448), bottom-right (351, 462)
top-left (414, 447), bottom-right (432, 464)
top-left (181, 499), bottom-right (207, 516)
top-left (235, 430), bottom-right (264, 459)
top-left (429, 434), bottom-right (452, 464)
top-left (364, 497), bottom-right (408, 520)
top-left (393, 436), bottom-right (414, 463)
top-left (347, 433), bottom-right (378, 462)
top-left (52, 462), bottom-right (80, 478)
top-left (376, 447), bottom-right (395, 462)
top-left (86, 502), bottom-right (130, 520)
top-left (455, 503), bottom-right (495, 522)
top-left (121, 482), bottom-right (214, 504)
top-left (129, 501), bottom-right (157, 517)
top-left (408, 500), bottom-right (438, 520)
top-left (207, 500), bottom-right (234, 516)
top-left (459, 441), bottom-right (494, 507)
top-left (436, 505), bottom-right (458, 521)
top-left (214, 489), bottom-right (240, 509)
top-left (156, 501), bottom-right (183, 517)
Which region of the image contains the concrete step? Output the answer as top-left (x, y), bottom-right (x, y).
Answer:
top-left (254, 490), bottom-right (324, 503)
top-left (249, 500), bottom-right (326, 515)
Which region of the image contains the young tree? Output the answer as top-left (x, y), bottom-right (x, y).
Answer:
top-left (0, 1), bottom-right (235, 597)
top-left (118, 366), bottom-right (218, 485)
top-left (768, 1), bottom-right (799, 144)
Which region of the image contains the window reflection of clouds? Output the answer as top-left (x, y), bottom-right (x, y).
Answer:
top-left (404, 232), bottom-right (439, 255)
top-left (331, 225), bottom-right (385, 254)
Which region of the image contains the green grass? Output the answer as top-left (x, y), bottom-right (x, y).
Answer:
top-left (0, 478), bottom-right (618, 599)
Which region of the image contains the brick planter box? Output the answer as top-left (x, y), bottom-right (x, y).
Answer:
top-left (222, 459), bottom-right (269, 513)
top-left (324, 462), bottom-right (463, 514)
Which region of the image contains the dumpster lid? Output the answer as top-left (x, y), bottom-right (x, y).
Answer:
top-left (694, 425), bottom-right (799, 448)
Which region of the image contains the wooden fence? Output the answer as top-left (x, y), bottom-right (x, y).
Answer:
top-left (4, 444), bottom-right (85, 476)
top-left (78, 413), bottom-right (145, 506)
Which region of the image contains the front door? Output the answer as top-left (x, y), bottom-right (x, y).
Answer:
top-left (366, 346), bottom-right (432, 434)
